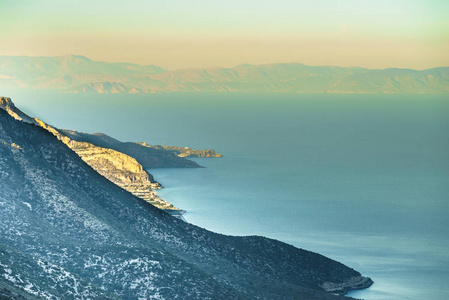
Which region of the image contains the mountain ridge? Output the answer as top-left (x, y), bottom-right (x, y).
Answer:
top-left (0, 97), bottom-right (222, 213)
top-left (1, 55), bottom-right (447, 93)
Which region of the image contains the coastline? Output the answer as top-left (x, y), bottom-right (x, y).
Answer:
top-left (320, 276), bottom-right (374, 295)
top-left (150, 160), bottom-right (377, 297)
top-left (5, 92), bottom-right (448, 299)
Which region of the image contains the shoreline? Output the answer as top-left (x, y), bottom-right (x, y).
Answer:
top-left (150, 166), bottom-right (376, 297)
top-left (320, 276), bottom-right (374, 295)
top-left (125, 180), bottom-right (188, 219)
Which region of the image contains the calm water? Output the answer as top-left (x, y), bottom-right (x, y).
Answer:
top-left (8, 91), bottom-right (449, 299)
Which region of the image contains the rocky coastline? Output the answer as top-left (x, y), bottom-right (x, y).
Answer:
top-left (320, 275), bottom-right (374, 295)
top-left (0, 96), bottom-right (374, 298)
top-left (0, 97), bottom-right (222, 214)
top-left (138, 143), bottom-right (223, 158)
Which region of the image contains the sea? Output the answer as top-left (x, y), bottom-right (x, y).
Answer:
top-left (8, 91), bottom-right (449, 299)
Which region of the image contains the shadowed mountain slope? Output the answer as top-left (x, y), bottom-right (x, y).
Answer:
top-left (0, 104), bottom-right (372, 299)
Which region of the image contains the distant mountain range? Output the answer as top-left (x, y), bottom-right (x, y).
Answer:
top-left (0, 98), bottom-right (373, 299)
top-left (1, 54), bottom-right (448, 93)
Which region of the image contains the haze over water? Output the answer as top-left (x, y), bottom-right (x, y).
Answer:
top-left (10, 91), bottom-right (449, 299)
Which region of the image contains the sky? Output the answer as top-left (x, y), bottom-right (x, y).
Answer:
top-left (0, 0), bottom-right (448, 70)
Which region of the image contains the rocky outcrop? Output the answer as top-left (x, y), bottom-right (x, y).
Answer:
top-left (36, 120), bottom-right (180, 211)
top-left (320, 275), bottom-right (374, 295)
top-left (35, 118), bottom-right (149, 185)
top-left (0, 97), bottom-right (37, 124)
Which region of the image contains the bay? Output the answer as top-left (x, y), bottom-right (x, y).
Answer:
top-left (8, 91), bottom-right (449, 299)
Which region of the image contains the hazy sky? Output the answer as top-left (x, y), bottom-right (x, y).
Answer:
top-left (0, 0), bottom-right (448, 70)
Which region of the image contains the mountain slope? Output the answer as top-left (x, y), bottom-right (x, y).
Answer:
top-left (64, 82), bottom-right (150, 93)
top-left (0, 104), bottom-right (372, 299)
top-left (0, 54), bottom-right (166, 90)
top-left (0, 96), bottom-right (184, 211)
top-left (1, 55), bottom-right (448, 93)
top-left (140, 63), bottom-right (449, 93)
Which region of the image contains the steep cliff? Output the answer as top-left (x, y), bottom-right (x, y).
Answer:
top-left (60, 130), bottom-right (204, 168)
top-left (0, 97), bottom-right (177, 211)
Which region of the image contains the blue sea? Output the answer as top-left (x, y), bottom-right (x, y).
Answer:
top-left (9, 91), bottom-right (449, 299)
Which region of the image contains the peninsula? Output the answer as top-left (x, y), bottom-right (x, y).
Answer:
top-left (138, 143), bottom-right (223, 158)
top-left (0, 97), bottom-right (222, 214)
top-left (0, 95), bottom-right (373, 299)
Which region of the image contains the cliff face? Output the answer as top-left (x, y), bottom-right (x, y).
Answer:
top-left (0, 97), bottom-right (37, 124)
top-left (35, 118), bottom-right (150, 186)
top-left (60, 129), bottom-right (216, 168)
top-left (0, 96), bottom-right (222, 211)
top-left (0, 97), bottom-right (176, 210)
top-left (0, 106), bottom-right (371, 299)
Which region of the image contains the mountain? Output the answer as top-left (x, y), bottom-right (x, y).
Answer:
top-left (64, 82), bottom-right (151, 93)
top-left (0, 100), bottom-right (372, 299)
top-left (0, 54), bottom-right (166, 90)
top-left (0, 96), bottom-right (189, 212)
top-left (158, 64), bottom-right (449, 93)
top-left (1, 55), bottom-right (448, 93)
top-left (1, 96), bottom-right (223, 213)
